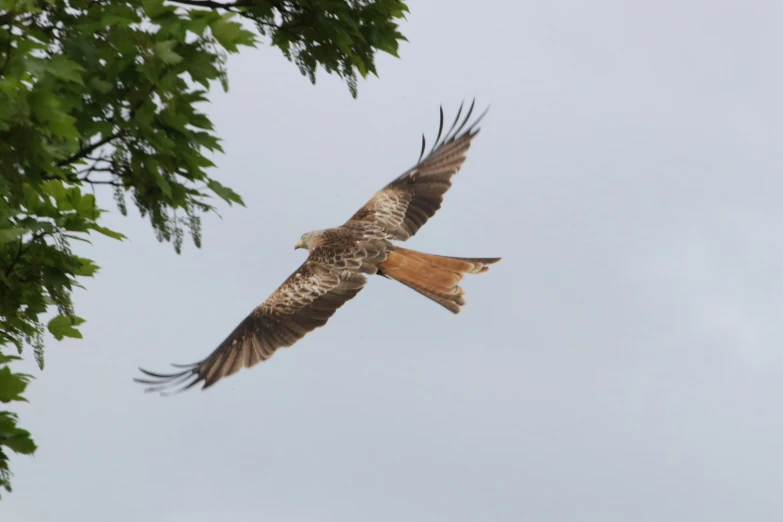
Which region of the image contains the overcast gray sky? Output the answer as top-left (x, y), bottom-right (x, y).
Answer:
top-left (4, 1), bottom-right (783, 521)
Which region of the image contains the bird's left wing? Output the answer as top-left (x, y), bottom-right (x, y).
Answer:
top-left (347, 99), bottom-right (489, 240)
top-left (135, 260), bottom-right (366, 395)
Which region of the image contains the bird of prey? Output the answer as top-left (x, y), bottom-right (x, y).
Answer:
top-left (135, 100), bottom-right (500, 395)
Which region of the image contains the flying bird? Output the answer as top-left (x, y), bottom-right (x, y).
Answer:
top-left (135, 100), bottom-right (500, 395)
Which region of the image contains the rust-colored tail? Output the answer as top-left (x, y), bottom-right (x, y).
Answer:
top-left (377, 247), bottom-right (501, 314)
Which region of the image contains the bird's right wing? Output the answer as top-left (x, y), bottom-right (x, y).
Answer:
top-left (135, 260), bottom-right (366, 395)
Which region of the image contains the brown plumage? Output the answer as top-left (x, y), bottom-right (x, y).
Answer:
top-left (135, 99), bottom-right (501, 395)
top-left (377, 248), bottom-right (500, 314)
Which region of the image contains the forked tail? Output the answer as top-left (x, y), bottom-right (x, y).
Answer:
top-left (377, 247), bottom-right (501, 314)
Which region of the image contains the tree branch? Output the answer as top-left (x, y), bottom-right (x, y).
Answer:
top-left (55, 132), bottom-right (121, 167)
top-left (76, 165), bottom-right (113, 175)
top-left (79, 178), bottom-right (123, 186)
top-left (0, 15), bottom-right (14, 78)
top-left (56, 63), bottom-right (172, 170)
top-left (3, 232), bottom-right (47, 278)
top-left (168, 0), bottom-right (253, 9)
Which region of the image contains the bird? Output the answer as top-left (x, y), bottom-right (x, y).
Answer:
top-left (135, 99), bottom-right (501, 395)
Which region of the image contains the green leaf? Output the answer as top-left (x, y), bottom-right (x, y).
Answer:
top-left (0, 413), bottom-right (37, 455)
top-left (88, 224), bottom-right (126, 241)
top-left (143, 0), bottom-right (173, 19)
top-left (210, 15), bottom-right (255, 53)
top-left (154, 40), bottom-right (183, 65)
top-left (47, 315), bottom-right (84, 341)
top-left (188, 10), bottom-right (220, 36)
top-left (102, 15), bottom-right (133, 27)
top-left (28, 90), bottom-right (58, 123)
top-left (42, 56), bottom-right (86, 85)
top-left (42, 180), bottom-right (67, 203)
top-left (73, 257), bottom-right (100, 277)
top-left (133, 101), bottom-right (156, 127)
top-left (154, 173), bottom-right (173, 198)
top-left (208, 180), bottom-right (245, 207)
top-left (0, 367), bottom-right (29, 403)
top-left (192, 131), bottom-right (223, 152)
top-left (48, 112), bottom-right (80, 139)
top-left (90, 77), bottom-right (113, 94)
top-left (76, 193), bottom-right (98, 219)
top-left (0, 228), bottom-right (25, 245)
top-left (0, 355), bottom-right (22, 366)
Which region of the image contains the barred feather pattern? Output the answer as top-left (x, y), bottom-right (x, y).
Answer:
top-left (349, 99), bottom-right (489, 240)
top-left (378, 248), bottom-right (500, 314)
top-left (135, 265), bottom-right (367, 394)
top-left (135, 100), bottom-right (499, 395)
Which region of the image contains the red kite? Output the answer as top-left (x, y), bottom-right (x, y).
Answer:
top-left (136, 100), bottom-right (500, 394)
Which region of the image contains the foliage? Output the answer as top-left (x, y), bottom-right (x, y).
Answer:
top-left (234, 0), bottom-right (409, 96)
top-left (0, 0), bottom-right (408, 497)
top-left (0, 354), bottom-right (35, 496)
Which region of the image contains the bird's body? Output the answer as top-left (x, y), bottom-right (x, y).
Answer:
top-left (136, 100), bottom-right (500, 394)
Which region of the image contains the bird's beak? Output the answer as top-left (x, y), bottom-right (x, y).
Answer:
top-left (294, 240), bottom-right (303, 250)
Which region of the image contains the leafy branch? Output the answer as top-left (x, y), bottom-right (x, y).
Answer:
top-left (169, 0), bottom-right (252, 8)
top-left (55, 133), bottom-right (123, 168)
top-left (0, 0), bottom-right (409, 498)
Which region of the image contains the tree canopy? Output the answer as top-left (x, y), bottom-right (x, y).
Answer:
top-left (0, 0), bottom-right (408, 496)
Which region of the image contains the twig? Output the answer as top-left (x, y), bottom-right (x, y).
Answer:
top-left (55, 132), bottom-right (121, 167)
top-left (78, 177), bottom-right (123, 186)
top-left (168, 0), bottom-right (253, 9)
top-left (3, 232), bottom-right (47, 278)
top-left (76, 166), bottom-right (113, 175)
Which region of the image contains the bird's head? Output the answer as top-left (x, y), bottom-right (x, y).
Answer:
top-left (295, 230), bottom-right (322, 251)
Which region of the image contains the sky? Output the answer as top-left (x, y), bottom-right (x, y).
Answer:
top-left (3, 1), bottom-right (783, 520)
